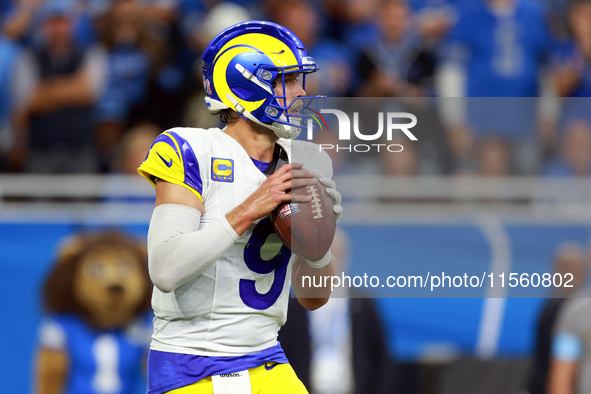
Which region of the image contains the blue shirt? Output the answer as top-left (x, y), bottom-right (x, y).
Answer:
top-left (308, 39), bottom-right (356, 96)
top-left (447, 0), bottom-right (550, 97)
top-left (97, 44), bottom-right (150, 122)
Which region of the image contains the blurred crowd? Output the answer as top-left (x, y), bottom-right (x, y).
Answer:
top-left (0, 0), bottom-right (591, 176)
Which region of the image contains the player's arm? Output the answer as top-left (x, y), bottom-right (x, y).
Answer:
top-left (35, 348), bottom-right (68, 394)
top-left (548, 332), bottom-right (582, 394)
top-left (292, 254), bottom-right (336, 310)
top-left (548, 359), bottom-right (577, 394)
top-left (289, 150), bottom-right (342, 310)
top-left (148, 163), bottom-right (315, 293)
top-left (554, 65), bottom-right (581, 97)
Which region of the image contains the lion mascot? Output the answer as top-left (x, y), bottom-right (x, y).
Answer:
top-left (35, 231), bottom-right (153, 394)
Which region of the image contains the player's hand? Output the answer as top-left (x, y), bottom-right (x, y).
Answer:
top-left (245, 163), bottom-right (315, 221)
top-left (312, 172), bottom-right (343, 222)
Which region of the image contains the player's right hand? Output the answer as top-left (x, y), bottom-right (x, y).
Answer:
top-left (244, 162), bottom-right (315, 221)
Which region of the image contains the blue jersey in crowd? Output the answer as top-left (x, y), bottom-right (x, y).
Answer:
top-left (97, 44), bottom-right (151, 122)
top-left (447, 0), bottom-right (551, 97)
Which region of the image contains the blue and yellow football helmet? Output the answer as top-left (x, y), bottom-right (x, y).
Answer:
top-left (202, 20), bottom-right (325, 139)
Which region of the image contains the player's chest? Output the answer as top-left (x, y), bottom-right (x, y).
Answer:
top-left (202, 155), bottom-right (268, 207)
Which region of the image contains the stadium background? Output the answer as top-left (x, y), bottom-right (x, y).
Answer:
top-left (2, 0), bottom-right (591, 393)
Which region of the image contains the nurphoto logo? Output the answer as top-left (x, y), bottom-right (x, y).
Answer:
top-left (303, 108), bottom-right (418, 153)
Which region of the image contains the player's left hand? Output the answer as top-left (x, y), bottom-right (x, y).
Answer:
top-left (313, 173), bottom-right (342, 222)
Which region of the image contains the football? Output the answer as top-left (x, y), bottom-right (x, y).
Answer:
top-left (270, 177), bottom-right (337, 261)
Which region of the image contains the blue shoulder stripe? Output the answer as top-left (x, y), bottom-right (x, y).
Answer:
top-left (167, 131), bottom-right (203, 196)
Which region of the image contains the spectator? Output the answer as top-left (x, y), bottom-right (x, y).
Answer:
top-left (552, 0), bottom-right (591, 131)
top-left (130, 0), bottom-right (198, 132)
top-left (440, 0), bottom-right (551, 174)
top-left (527, 242), bottom-right (586, 394)
top-left (543, 119), bottom-right (591, 177)
top-left (183, 1), bottom-right (250, 55)
top-left (553, 0), bottom-right (591, 98)
top-left (0, 35), bottom-right (20, 171)
top-left (408, 0), bottom-right (463, 94)
top-left (340, 0), bottom-right (380, 53)
top-left (139, 0), bottom-right (178, 25)
top-left (410, 0), bottom-right (458, 43)
top-left (381, 137), bottom-right (420, 176)
top-left (97, 0), bottom-right (154, 116)
top-left (269, 0), bottom-right (353, 96)
top-left (445, 0), bottom-right (550, 97)
top-left (1, 0), bottom-right (39, 42)
top-left (356, 0), bottom-right (423, 97)
top-left (3, 0), bottom-right (98, 49)
top-left (548, 251), bottom-right (591, 394)
top-left (102, 123), bottom-right (159, 203)
top-left (379, 98), bottom-right (452, 175)
top-left (278, 228), bottom-right (396, 394)
top-left (11, 0), bottom-right (107, 172)
top-left (476, 136), bottom-right (512, 176)
top-left (111, 123), bottom-right (160, 175)
top-left (95, 0), bottom-right (154, 167)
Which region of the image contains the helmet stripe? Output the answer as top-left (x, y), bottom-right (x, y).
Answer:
top-left (215, 33), bottom-right (298, 68)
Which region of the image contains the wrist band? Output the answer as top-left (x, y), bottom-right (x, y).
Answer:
top-left (305, 250), bottom-right (332, 269)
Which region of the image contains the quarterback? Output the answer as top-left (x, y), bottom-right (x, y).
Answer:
top-left (138, 21), bottom-right (343, 394)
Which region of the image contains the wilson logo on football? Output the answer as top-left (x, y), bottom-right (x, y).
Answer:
top-left (278, 204), bottom-right (300, 219)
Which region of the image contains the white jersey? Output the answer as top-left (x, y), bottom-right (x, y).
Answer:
top-left (138, 127), bottom-right (333, 356)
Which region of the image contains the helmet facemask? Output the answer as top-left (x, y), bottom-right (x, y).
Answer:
top-left (258, 64), bottom-right (326, 139)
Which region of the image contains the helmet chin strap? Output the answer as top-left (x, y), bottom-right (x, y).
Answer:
top-left (225, 94), bottom-right (301, 139)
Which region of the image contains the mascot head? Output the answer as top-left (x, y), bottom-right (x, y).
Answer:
top-left (43, 231), bottom-right (152, 329)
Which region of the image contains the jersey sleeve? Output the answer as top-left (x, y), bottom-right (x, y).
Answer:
top-left (553, 332), bottom-right (582, 362)
top-left (138, 130), bottom-right (204, 201)
top-left (552, 297), bottom-right (590, 362)
top-left (38, 317), bottom-right (67, 351)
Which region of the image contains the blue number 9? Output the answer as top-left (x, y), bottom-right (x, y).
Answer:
top-left (239, 218), bottom-right (291, 310)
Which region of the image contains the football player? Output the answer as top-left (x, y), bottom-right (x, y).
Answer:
top-left (138, 21), bottom-right (343, 394)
